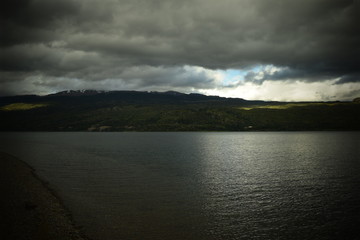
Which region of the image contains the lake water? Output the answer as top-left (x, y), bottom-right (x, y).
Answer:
top-left (1, 132), bottom-right (359, 240)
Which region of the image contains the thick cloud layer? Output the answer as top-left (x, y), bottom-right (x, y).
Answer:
top-left (1, 0), bottom-right (359, 99)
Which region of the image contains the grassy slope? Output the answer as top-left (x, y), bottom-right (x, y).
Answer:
top-left (0, 103), bottom-right (49, 111)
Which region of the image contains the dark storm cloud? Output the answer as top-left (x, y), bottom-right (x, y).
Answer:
top-left (0, 0), bottom-right (79, 46)
top-left (0, 0), bottom-right (359, 96)
top-left (243, 66), bottom-right (340, 85)
top-left (335, 73), bottom-right (360, 84)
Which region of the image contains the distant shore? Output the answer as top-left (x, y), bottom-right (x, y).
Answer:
top-left (0, 152), bottom-right (89, 240)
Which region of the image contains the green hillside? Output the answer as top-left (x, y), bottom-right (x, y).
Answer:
top-left (0, 91), bottom-right (359, 131)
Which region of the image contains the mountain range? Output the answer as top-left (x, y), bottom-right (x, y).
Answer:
top-left (0, 90), bottom-right (359, 131)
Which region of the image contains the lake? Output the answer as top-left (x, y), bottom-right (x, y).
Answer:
top-left (1, 132), bottom-right (359, 240)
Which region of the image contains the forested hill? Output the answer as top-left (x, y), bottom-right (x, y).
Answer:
top-left (0, 90), bottom-right (256, 106)
top-left (0, 90), bottom-right (359, 131)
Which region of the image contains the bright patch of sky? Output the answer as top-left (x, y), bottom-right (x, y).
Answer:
top-left (200, 79), bottom-right (360, 102)
top-left (219, 69), bottom-right (246, 84)
top-left (218, 65), bottom-right (269, 86)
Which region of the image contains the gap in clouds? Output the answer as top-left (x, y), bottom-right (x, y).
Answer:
top-left (201, 80), bottom-right (360, 102)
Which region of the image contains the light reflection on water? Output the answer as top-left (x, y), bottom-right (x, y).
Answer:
top-left (1, 132), bottom-right (359, 240)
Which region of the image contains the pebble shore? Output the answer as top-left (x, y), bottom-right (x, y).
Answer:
top-left (0, 152), bottom-right (89, 240)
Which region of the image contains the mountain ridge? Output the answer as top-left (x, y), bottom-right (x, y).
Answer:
top-left (0, 90), bottom-right (254, 106)
top-left (0, 90), bottom-right (359, 131)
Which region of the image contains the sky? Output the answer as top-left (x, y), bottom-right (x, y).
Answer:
top-left (1, 0), bottom-right (359, 101)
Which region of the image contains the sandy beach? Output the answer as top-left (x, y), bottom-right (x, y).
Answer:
top-left (0, 152), bottom-right (89, 240)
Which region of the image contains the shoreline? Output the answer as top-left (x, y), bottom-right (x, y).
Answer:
top-left (0, 152), bottom-right (90, 240)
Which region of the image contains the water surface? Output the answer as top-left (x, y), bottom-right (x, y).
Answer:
top-left (1, 132), bottom-right (359, 239)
